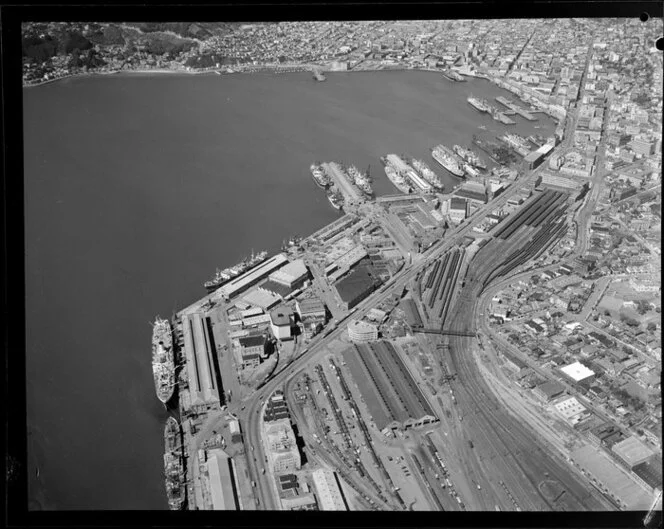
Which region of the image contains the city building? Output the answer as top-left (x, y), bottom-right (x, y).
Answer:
top-left (264, 418), bottom-right (301, 473)
top-left (553, 396), bottom-right (588, 425)
top-left (270, 308), bottom-right (293, 341)
top-left (182, 312), bottom-right (222, 411)
top-left (269, 259), bottom-right (310, 289)
top-left (334, 265), bottom-right (382, 310)
top-left (559, 361), bottom-right (596, 385)
top-left (312, 469), bottom-right (348, 510)
top-left (218, 253), bottom-right (288, 300)
top-left (533, 380), bottom-right (566, 402)
top-left (239, 334), bottom-right (268, 369)
top-left (448, 197), bottom-right (468, 224)
top-left (206, 448), bottom-right (239, 510)
top-left (347, 319), bottom-right (379, 343)
top-left (295, 296), bottom-right (327, 338)
top-left (611, 435), bottom-right (656, 469)
top-left (341, 341), bottom-right (437, 433)
top-left (569, 444), bottom-right (651, 510)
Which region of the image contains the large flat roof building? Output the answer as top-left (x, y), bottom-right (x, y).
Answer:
top-left (312, 469), bottom-right (348, 511)
top-left (219, 253), bottom-right (288, 299)
top-left (570, 444), bottom-right (651, 510)
top-left (611, 435), bottom-right (656, 469)
top-left (183, 312), bottom-right (221, 410)
top-left (559, 361), bottom-right (595, 383)
top-left (334, 265), bottom-right (381, 310)
top-left (347, 319), bottom-right (378, 343)
top-left (342, 341), bottom-right (437, 432)
top-left (269, 259), bottom-right (309, 289)
top-left (206, 449), bottom-right (239, 510)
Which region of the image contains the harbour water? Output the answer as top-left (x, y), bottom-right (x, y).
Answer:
top-left (23, 70), bottom-right (555, 509)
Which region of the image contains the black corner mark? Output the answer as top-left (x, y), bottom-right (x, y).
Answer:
top-left (656, 37), bottom-right (664, 52)
top-left (639, 12), bottom-right (650, 22)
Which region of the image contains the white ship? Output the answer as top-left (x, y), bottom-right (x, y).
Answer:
top-left (410, 158), bottom-right (444, 190)
top-left (453, 145), bottom-right (487, 170)
top-left (347, 164), bottom-right (373, 196)
top-left (152, 317), bottom-right (175, 405)
top-left (431, 145), bottom-right (464, 178)
top-left (381, 157), bottom-right (413, 194)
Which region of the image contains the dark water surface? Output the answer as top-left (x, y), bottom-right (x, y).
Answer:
top-left (23, 70), bottom-right (555, 509)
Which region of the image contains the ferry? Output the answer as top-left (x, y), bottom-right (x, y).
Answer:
top-left (431, 145), bottom-right (464, 178)
top-left (152, 317), bottom-right (175, 405)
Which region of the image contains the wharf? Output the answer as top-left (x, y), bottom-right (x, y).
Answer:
top-left (495, 96), bottom-right (537, 121)
top-left (322, 162), bottom-right (363, 204)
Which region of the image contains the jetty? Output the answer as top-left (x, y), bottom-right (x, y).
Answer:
top-left (495, 96), bottom-right (537, 121)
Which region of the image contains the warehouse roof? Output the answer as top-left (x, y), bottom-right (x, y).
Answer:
top-left (570, 444), bottom-right (650, 510)
top-left (632, 456), bottom-right (662, 490)
top-left (535, 380), bottom-right (565, 399)
top-left (560, 361), bottom-right (595, 382)
top-left (334, 266), bottom-right (380, 304)
top-left (611, 435), bottom-right (655, 467)
top-left (239, 335), bottom-right (266, 348)
top-left (296, 296), bottom-right (326, 315)
top-left (270, 259), bottom-right (308, 283)
top-left (450, 197), bottom-right (467, 211)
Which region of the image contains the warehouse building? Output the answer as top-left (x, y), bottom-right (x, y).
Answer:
top-left (334, 265), bottom-right (382, 310)
top-left (241, 287), bottom-right (282, 310)
top-left (312, 469), bottom-right (348, 510)
top-left (559, 361), bottom-right (595, 385)
top-left (206, 449), bottom-right (239, 510)
top-left (270, 308), bottom-right (293, 341)
top-left (448, 197), bottom-right (468, 224)
top-left (611, 435), bottom-right (656, 469)
top-left (533, 380), bottom-right (566, 402)
top-left (218, 253), bottom-right (288, 300)
top-left (569, 444), bottom-right (651, 510)
top-left (183, 312), bottom-right (222, 411)
top-left (342, 341), bottom-right (437, 432)
top-left (269, 259), bottom-right (310, 289)
top-left (632, 455), bottom-right (663, 491)
top-left (295, 296), bottom-right (327, 338)
top-left (347, 319), bottom-right (379, 343)
top-left (553, 396), bottom-right (588, 426)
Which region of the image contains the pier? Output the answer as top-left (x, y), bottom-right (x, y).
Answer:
top-left (495, 96), bottom-right (537, 121)
top-left (321, 162), bottom-right (363, 204)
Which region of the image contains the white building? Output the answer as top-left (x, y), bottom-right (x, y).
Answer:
top-left (553, 396), bottom-right (588, 424)
top-left (270, 308), bottom-right (292, 341)
top-left (269, 259), bottom-right (309, 289)
top-left (312, 469), bottom-right (347, 510)
top-left (559, 361), bottom-right (595, 383)
top-left (264, 419), bottom-right (301, 473)
top-left (347, 319), bottom-right (378, 343)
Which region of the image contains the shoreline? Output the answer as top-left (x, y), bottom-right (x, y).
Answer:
top-left (23, 64), bottom-right (487, 89)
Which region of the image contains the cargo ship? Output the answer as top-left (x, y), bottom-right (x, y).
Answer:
top-left (327, 188), bottom-right (344, 210)
top-left (410, 158), bottom-right (444, 190)
top-left (467, 95), bottom-right (490, 114)
top-left (346, 165), bottom-right (373, 197)
top-left (380, 156), bottom-right (413, 194)
top-left (310, 162), bottom-right (332, 188)
top-left (498, 133), bottom-right (531, 157)
top-left (164, 417), bottom-right (186, 510)
top-left (431, 145), bottom-right (464, 178)
top-left (204, 250), bottom-right (269, 292)
top-left (453, 145), bottom-right (487, 170)
top-left (153, 317), bottom-right (175, 405)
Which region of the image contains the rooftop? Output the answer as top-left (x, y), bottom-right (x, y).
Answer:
top-left (559, 361), bottom-right (595, 382)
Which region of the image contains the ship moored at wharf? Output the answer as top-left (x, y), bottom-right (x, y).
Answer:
top-left (152, 317), bottom-right (176, 405)
top-left (380, 156), bottom-right (414, 194)
top-left (164, 416), bottom-right (186, 510)
top-left (326, 187), bottom-right (344, 210)
top-left (467, 94), bottom-right (491, 113)
top-left (410, 158), bottom-right (444, 190)
top-left (453, 144), bottom-right (487, 170)
top-left (310, 162), bottom-right (332, 188)
top-left (431, 144), bottom-right (465, 178)
top-left (346, 164), bottom-right (374, 197)
top-left (204, 250), bottom-right (269, 293)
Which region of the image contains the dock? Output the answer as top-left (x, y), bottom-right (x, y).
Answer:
top-left (495, 96), bottom-right (537, 121)
top-left (321, 162), bottom-right (363, 204)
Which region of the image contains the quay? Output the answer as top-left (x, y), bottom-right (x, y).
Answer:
top-left (321, 162), bottom-right (363, 204)
top-left (495, 96), bottom-right (537, 121)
